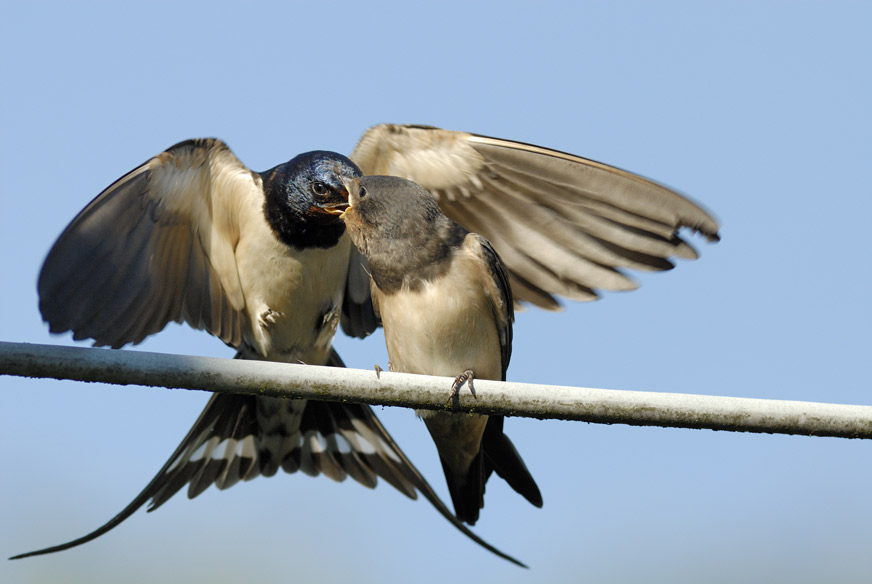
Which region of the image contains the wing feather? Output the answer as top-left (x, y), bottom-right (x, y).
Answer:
top-left (38, 138), bottom-right (259, 349)
top-left (465, 234), bottom-right (514, 380)
top-left (348, 124), bottom-right (720, 322)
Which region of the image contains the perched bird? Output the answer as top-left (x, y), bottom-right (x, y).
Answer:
top-left (18, 139), bottom-right (521, 566)
top-left (19, 123), bottom-right (719, 561)
top-left (342, 175), bottom-right (541, 524)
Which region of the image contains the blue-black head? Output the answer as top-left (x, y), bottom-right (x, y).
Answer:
top-left (261, 150), bottom-right (362, 249)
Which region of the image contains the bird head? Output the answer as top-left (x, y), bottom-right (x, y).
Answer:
top-left (262, 150), bottom-right (361, 249)
top-left (340, 176), bottom-right (465, 286)
top-left (290, 150), bottom-right (359, 219)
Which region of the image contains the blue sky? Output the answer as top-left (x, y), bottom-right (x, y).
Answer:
top-left (2, 2), bottom-right (871, 583)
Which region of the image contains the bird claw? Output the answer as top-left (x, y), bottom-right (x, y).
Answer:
top-left (446, 369), bottom-right (476, 406)
top-left (374, 364), bottom-right (383, 379)
top-left (259, 308), bottom-right (283, 328)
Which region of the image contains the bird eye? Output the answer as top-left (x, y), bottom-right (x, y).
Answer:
top-left (311, 181), bottom-right (329, 196)
top-left (359, 186), bottom-right (367, 198)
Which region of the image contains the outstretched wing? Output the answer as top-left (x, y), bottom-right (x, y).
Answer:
top-left (38, 138), bottom-right (262, 349)
top-left (342, 123), bottom-right (720, 336)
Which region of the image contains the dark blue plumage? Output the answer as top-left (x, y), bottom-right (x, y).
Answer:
top-left (262, 151), bottom-right (361, 250)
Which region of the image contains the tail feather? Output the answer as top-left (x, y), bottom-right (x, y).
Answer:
top-left (482, 417), bottom-right (542, 508)
top-left (440, 452), bottom-right (486, 525)
top-left (437, 415), bottom-right (542, 526)
top-left (11, 347), bottom-right (527, 567)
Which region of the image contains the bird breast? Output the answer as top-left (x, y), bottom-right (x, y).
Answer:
top-left (235, 226), bottom-right (352, 364)
top-left (374, 249), bottom-right (502, 382)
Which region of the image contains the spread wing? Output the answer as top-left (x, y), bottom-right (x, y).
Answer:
top-left (38, 138), bottom-right (261, 349)
top-left (342, 123), bottom-right (720, 337)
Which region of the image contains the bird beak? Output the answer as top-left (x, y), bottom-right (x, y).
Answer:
top-left (339, 177), bottom-right (363, 220)
top-left (345, 177), bottom-right (362, 208)
top-left (319, 178), bottom-right (355, 217)
top-left (321, 204), bottom-right (348, 216)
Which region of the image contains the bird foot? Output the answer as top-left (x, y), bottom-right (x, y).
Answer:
top-left (446, 369), bottom-right (476, 406)
top-left (374, 364), bottom-right (383, 379)
top-left (259, 308), bottom-right (284, 328)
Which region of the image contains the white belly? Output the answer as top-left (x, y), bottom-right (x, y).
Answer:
top-left (236, 231), bottom-right (351, 364)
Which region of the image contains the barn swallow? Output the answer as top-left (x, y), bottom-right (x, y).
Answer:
top-left (20, 124), bottom-right (719, 560)
top-left (342, 175), bottom-right (540, 524)
top-left (18, 139), bottom-right (522, 566)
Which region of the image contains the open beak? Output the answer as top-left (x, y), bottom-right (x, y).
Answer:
top-left (317, 176), bottom-right (356, 218)
top-left (321, 204), bottom-right (348, 216)
top-left (338, 177), bottom-right (363, 221)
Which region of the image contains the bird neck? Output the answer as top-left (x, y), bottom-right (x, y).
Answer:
top-left (369, 224), bottom-right (466, 294)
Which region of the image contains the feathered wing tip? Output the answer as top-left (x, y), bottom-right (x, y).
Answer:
top-left (341, 249), bottom-right (380, 339)
top-left (11, 350), bottom-right (526, 567)
top-left (37, 138), bottom-right (258, 350)
top-left (348, 123), bottom-right (721, 320)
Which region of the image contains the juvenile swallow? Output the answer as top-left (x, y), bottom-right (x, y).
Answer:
top-left (21, 124), bottom-right (719, 560)
top-left (342, 175), bottom-right (540, 524)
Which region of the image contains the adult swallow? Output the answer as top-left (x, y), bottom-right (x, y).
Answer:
top-left (18, 139), bottom-right (522, 566)
top-left (20, 124), bottom-right (719, 559)
top-left (341, 124), bottom-right (720, 338)
top-left (342, 175), bottom-right (540, 524)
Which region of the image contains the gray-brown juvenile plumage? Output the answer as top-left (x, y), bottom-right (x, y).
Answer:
top-left (342, 175), bottom-right (542, 524)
